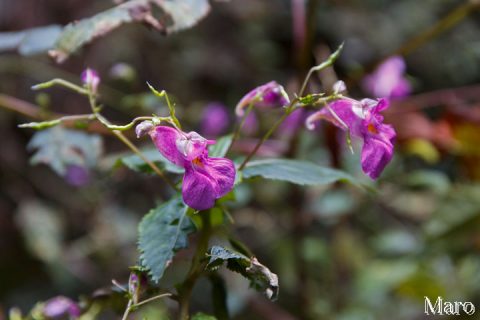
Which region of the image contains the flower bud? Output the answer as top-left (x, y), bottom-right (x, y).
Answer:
top-left (81, 68), bottom-right (100, 94)
top-left (135, 121), bottom-right (154, 138)
top-left (332, 80), bottom-right (346, 94)
top-left (43, 296), bottom-right (80, 319)
top-left (235, 81), bottom-right (290, 117)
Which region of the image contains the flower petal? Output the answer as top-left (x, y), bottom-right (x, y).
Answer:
top-left (203, 157), bottom-right (236, 198)
top-left (306, 98), bottom-right (362, 135)
top-left (149, 126), bottom-right (185, 167)
top-left (182, 164), bottom-right (218, 210)
top-left (361, 123), bottom-right (395, 179)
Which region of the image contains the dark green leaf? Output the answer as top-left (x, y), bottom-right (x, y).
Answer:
top-left (208, 134), bottom-right (233, 158)
top-left (50, 0), bottom-right (211, 63)
top-left (118, 148), bottom-right (184, 174)
top-left (27, 127), bottom-right (102, 176)
top-left (242, 158), bottom-right (359, 187)
top-left (207, 246), bottom-right (279, 301)
top-left (138, 197), bottom-right (195, 283)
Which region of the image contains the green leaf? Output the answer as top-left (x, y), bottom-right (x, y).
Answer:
top-left (138, 197), bottom-right (195, 283)
top-left (191, 313), bottom-right (217, 320)
top-left (27, 126), bottom-right (102, 176)
top-left (208, 134), bottom-right (233, 158)
top-left (242, 158), bottom-right (358, 186)
top-left (207, 246), bottom-right (279, 301)
top-left (0, 25), bottom-right (62, 55)
top-left (50, 0), bottom-right (211, 63)
top-left (118, 148), bottom-right (184, 174)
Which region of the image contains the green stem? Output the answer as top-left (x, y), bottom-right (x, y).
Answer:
top-left (298, 43), bottom-right (344, 97)
top-left (31, 78), bottom-right (88, 95)
top-left (121, 299), bottom-right (133, 320)
top-left (177, 214), bottom-right (212, 320)
top-left (87, 91), bottom-right (179, 191)
top-left (18, 114), bottom-right (96, 129)
top-left (227, 102), bottom-right (255, 155)
top-left (238, 107), bottom-right (293, 171)
top-left (131, 293), bottom-right (172, 309)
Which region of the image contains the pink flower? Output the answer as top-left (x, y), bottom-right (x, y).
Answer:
top-left (362, 56), bottom-right (411, 98)
top-left (81, 68), bottom-right (100, 94)
top-left (200, 102), bottom-right (230, 138)
top-left (43, 296), bottom-right (80, 319)
top-left (150, 126), bottom-right (236, 210)
top-left (306, 98), bottom-right (395, 179)
top-left (235, 81), bottom-right (290, 117)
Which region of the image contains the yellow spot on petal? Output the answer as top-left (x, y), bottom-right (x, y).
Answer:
top-left (192, 157), bottom-right (203, 167)
top-left (368, 123), bottom-right (378, 134)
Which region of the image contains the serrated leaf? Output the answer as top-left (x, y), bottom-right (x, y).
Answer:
top-left (50, 0), bottom-right (210, 63)
top-left (208, 134), bottom-right (233, 158)
top-left (138, 197), bottom-right (195, 283)
top-left (207, 246), bottom-right (279, 301)
top-left (27, 126), bottom-right (102, 176)
top-left (118, 148), bottom-right (184, 174)
top-left (0, 25), bottom-right (62, 55)
top-left (242, 158), bottom-right (358, 186)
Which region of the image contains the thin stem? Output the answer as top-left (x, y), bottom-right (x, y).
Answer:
top-left (112, 129), bottom-right (179, 191)
top-left (18, 114), bottom-right (96, 129)
top-left (298, 42), bottom-right (344, 97)
top-left (131, 293), bottom-right (172, 309)
top-left (227, 102), bottom-right (255, 154)
top-left (121, 299), bottom-right (133, 320)
top-left (31, 78), bottom-right (88, 95)
top-left (238, 108), bottom-right (293, 171)
top-left (177, 214), bottom-right (212, 320)
top-left (87, 90), bottom-right (179, 191)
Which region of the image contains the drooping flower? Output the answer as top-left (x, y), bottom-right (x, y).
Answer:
top-left (200, 102), bottom-right (230, 138)
top-left (306, 98), bottom-right (395, 179)
top-left (81, 68), bottom-right (100, 94)
top-left (43, 296), bottom-right (81, 319)
top-left (235, 81), bottom-right (290, 117)
top-left (362, 56), bottom-right (411, 98)
top-left (149, 126), bottom-right (236, 210)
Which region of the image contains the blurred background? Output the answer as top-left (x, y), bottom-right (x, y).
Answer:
top-left (1, 0), bottom-right (480, 319)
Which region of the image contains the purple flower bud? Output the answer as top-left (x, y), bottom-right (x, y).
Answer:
top-left (235, 81), bottom-right (290, 117)
top-left (43, 296), bottom-right (81, 319)
top-left (81, 68), bottom-right (100, 94)
top-left (200, 103), bottom-right (230, 138)
top-left (135, 121), bottom-right (155, 138)
top-left (128, 272), bottom-right (147, 304)
top-left (362, 56), bottom-right (411, 98)
top-left (332, 80), bottom-right (346, 94)
top-left (65, 165), bottom-right (90, 187)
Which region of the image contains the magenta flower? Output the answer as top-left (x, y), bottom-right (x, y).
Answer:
top-left (81, 68), bottom-right (100, 94)
top-left (43, 296), bottom-right (81, 319)
top-left (362, 56), bottom-right (411, 98)
top-left (235, 81), bottom-right (290, 117)
top-left (200, 102), bottom-right (230, 138)
top-left (150, 126), bottom-right (236, 210)
top-left (306, 98), bottom-right (395, 179)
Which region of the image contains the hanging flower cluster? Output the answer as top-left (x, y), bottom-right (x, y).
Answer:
top-left (306, 96), bottom-right (395, 179)
top-left (147, 125), bottom-right (236, 210)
